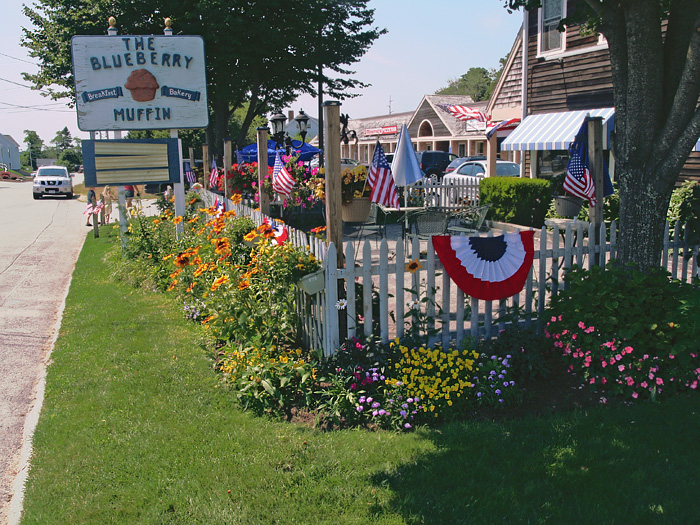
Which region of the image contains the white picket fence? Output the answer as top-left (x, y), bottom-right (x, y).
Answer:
top-left (200, 190), bottom-right (699, 357)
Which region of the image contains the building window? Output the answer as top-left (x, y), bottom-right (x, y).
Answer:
top-left (458, 144), bottom-right (466, 157)
top-left (539, 0), bottom-right (565, 54)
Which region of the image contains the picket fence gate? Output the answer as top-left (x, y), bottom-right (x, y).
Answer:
top-left (201, 190), bottom-right (699, 358)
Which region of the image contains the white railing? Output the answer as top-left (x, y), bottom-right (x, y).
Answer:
top-left (200, 190), bottom-right (699, 357)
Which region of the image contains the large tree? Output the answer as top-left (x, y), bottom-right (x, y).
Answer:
top-left (436, 62), bottom-right (506, 101)
top-left (504, 0), bottom-right (700, 272)
top-left (23, 130), bottom-right (43, 169)
top-left (21, 0), bottom-right (384, 158)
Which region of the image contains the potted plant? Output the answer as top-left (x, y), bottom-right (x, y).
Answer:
top-left (340, 165), bottom-right (371, 222)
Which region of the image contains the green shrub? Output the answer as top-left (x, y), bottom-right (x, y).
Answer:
top-left (480, 177), bottom-right (553, 227)
top-left (668, 181), bottom-right (700, 246)
top-left (545, 264), bottom-right (700, 401)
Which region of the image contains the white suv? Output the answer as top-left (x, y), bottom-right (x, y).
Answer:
top-left (33, 165), bottom-right (74, 199)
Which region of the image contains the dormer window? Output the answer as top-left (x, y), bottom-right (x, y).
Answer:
top-left (539, 0), bottom-right (566, 55)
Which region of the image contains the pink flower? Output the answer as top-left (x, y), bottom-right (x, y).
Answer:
top-left (585, 326), bottom-right (595, 333)
top-left (643, 354), bottom-right (649, 360)
top-left (601, 377), bottom-right (607, 384)
top-left (656, 377), bottom-right (663, 386)
top-left (626, 377), bottom-right (635, 386)
top-left (618, 364), bottom-right (625, 372)
top-left (578, 321), bottom-right (586, 329)
top-left (550, 316), bottom-right (557, 323)
top-left (615, 354), bottom-right (622, 361)
top-left (589, 377), bottom-right (596, 384)
top-left (624, 346), bottom-right (633, 354)
top-left (632, 391), bottom-right (639, 399)
top-left (691, 381), bottom-right (698, 390)
top-left (649, 372), bottom-right (655, 380)
top-left (669, 354), bottom-right (675, 359)
top-left (641, 381), bottom-right (648, 388)
top-left (601, 361), bottom-right (607, 368)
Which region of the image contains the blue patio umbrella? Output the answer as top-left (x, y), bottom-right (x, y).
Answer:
top-left (239, 140), bottom-right (321, 167)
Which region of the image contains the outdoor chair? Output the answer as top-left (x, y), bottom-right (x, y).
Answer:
top-left (348, 202), bottom-right (384, 240)
top-left (447, 204), bottom-right (491, 235)
top-left (405, 209), bottom-right (450, 252)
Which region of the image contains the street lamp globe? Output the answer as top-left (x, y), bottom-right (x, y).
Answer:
top-left (294, 109), bottom-right (310, 144)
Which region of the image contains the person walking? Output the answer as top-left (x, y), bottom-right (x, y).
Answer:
top-left (85, 187), bottom-right (96, 227)
top-left (100, 185), bottom-right (114, 223)
top-left (124, 184), bottom-right (135, 209)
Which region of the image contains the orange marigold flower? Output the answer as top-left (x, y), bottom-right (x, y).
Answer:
top-left (212, 237), bottom-right (231, 255)
top-left (174, 253), bottom-right (191, 267)
top-left (167, 279), bottom-right (178, 291)
top-left (186, 282), bottom-right (197, 293)
top-left (201, 314), bottom-right (216, 325)
top-left (406, 259), bottom-right (422, 273)
top-left (243, 231), bottom-right (257, 242)
top-left (210, 274), bottom-right (230, 291)
top-left (238, 279), bottom-right (250, 290)
top-left (169, 269), bottom-right (182, 279)
top-left (188, 216), bottom-right (199, 224)
top-left (153, 219), bottom-right (161, 226)
top-left (188, 197), bottom-right (198, 205)
top-left (230, 193), bottom-right (242, 204)
top-left (193, 264), bottom-right (207, 277)
top-left (163, 253), bottom-right (174, 261)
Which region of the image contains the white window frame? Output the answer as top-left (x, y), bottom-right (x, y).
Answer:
top-left (537, 0), bottom-right (566, 57)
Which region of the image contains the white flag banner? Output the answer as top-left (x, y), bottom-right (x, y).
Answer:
top-left (391, 124), bottom-right (423, 187)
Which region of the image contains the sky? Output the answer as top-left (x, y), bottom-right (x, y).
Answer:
top-left (0, 0), bottom-right (524, 150)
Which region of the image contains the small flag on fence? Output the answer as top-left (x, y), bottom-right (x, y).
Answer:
top-left (184, 161), bottom-right (196, 184)
top-left (209, 158), bottom-right (220, 188)
top-left (367, 141), bottom-right (400, 209)
top-left (272, 150), bottom-right (295, 197)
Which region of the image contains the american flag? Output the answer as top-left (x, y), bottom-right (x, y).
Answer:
top-left (442, 105), bottom-right (488, 123)
top-left (486, 118), bottom-right (520, 139)
top-left (367, 141), bottom-right (400, 209)
top-left (184, 161), bottom-right (196, 184)
top-left (563, 121), bottom-right (596, 206)
top-left (272, 151), bottom-right (295, 197)
top-left (208, 158), bottom-right (220, 188)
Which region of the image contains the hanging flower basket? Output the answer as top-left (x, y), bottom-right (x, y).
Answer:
top-left (298, 268), bottom-right (325, 295)
top-left (554, 195), bottom-right (584, 218)
top-left (342, 197), bottom-right (371, 223)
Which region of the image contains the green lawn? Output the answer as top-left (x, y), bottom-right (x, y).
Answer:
top-left (20, 228), bottom-right (700, 523)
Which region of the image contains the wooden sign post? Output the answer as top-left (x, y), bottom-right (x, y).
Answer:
top-left (323, 101), bottom-right (343, 263)
top-left (256, 127), bottom-right (270, 215)
top-left (224, 138), bottom-right (232, 202)
top-left (202, 144), bottom-right (210, 190)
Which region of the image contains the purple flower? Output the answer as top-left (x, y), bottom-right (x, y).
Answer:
top-left (402, 403), bottom-right (408, 409)
top-left (372, 410), bottom-right (378, 417)
top-left (499, 399), bottom-right (504, 403)
top-left (371, 402), bottom-right (380, 408)
top-left (356, 406), bottom-right (363, 412)
top-left (495, 389), bottom-right (501, 395)
top-left (359, 396), bottom-right (366, 404)
top-left (407, 398), bottom-right (414, 403)
top-left (404, 423), bottom-right (412, 429)
top-left (400, 410), bottom-right (407, 417)
top-left (503, 381), bottom-right (509, 387)
top-left (509, 381), bottom-right (515, 386)
top-left (477, 392), bottom-right (482, 398)
top-left (378, 409), bottom-right (386, 416)
top-left (366, 397), bottom-right (373, 403)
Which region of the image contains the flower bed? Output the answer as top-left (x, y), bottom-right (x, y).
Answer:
top-left (116, 204), bottom-right (700, 431)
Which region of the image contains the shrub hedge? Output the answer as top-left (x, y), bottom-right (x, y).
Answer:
top-left (479, 177), bottom-right (553, 228)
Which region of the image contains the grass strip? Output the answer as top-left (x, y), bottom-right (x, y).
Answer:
top-left (20, 229), bottom-right (700, 523)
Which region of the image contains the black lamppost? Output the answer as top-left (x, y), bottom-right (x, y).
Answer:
top-left (269, 111), bottom-right (287, 151)
top-left (294, 109), bottom-right (310, 144)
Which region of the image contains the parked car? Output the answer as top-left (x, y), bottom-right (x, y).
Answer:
top-left (415, 151), bottom-right (459, 178)
top-left (444, 155), bottom-right (487, 175)
top-left (309, 155), bottom-right (362, 171)
top-left (443, 160), bottom-right (521, 204)
top-left (32, 165), bottom-right (73, 199)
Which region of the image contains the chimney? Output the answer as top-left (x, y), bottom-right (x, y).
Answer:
top-left (288, 110), bottom-right (294, 122)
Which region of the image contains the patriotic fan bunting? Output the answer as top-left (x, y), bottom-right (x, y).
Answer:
top-left (263, 218), bottom-right (289, 245)
top-left (432, 231), bottom-right (535, 301)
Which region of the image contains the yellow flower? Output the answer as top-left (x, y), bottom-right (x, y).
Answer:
top-left (210, 274), bottom-right (230, 291)
top-left (173, 216), bottom-right (183, 224)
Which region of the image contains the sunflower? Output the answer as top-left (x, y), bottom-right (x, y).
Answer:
top-left (406, 260), bottom-right (422, 273)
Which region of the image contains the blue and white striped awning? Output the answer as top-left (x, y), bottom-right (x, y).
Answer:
top-left (501, 108), bottom-right (615, 151)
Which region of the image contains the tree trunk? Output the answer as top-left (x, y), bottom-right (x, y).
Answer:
top-left (211, 97), bottom-right (232, 164)
top-left (617, 166), bottom-right (674, 272)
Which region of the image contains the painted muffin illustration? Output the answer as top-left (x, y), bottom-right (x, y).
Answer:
top-left (124, 69), bottom-right (159, 102)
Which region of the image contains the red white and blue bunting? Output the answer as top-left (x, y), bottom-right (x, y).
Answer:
top-left (432, 231), bottom-right (535, 301)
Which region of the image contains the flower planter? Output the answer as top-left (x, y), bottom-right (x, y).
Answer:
top-left (298, 269), bottom-right (325, 295)
top-left (342, 197), bottom-right (371, 223)
top-left (554, 195), bottom-right (584, 218)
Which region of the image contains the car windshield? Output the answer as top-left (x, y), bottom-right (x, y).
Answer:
top-left (496, 163), bottom-right (521, 176)
top-left (37, 168), bottom-right (68, 177)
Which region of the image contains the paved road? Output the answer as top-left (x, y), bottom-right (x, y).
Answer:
top-left (0, 176), bottom-right (87, 523)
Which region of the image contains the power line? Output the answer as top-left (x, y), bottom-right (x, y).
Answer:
top-left (0, 101), bottom-right (72, 112)
top-left (0, 52), bottom-right (39, 66)
top-left (0, 76), bottom-right (57, 97)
